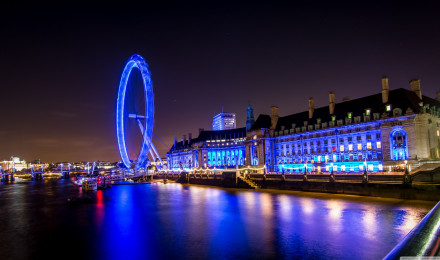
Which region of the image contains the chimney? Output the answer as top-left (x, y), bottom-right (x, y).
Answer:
top-left (329, 92), bottom-right (335, 115)
top-left (198, 128), bottom-right (204, 135)
top-left (381, 77), bottom-right (389, 103)
top-left (271, 106), bottom-right (279, 130)
top-left (183, 135), bottom-right (187, 145)
top-left (174, 137), bottom-right (177, 147)
top-left (308, 97), bottom-right (314, 119)
top-left (437, 91), bottom-right (440, 102)
top-left (188, 133), bottom-right (192, 141)
top-left (410, 79), bottom-right (422, 99)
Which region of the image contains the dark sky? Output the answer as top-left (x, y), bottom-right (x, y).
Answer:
top-left (1, 1), bottom-right (440, 162)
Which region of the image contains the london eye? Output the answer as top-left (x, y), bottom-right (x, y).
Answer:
top-left (116, 54), bottom-right (163, 170)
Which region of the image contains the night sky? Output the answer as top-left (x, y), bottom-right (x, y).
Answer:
top-left (1, 1), bottom-right (440, 163)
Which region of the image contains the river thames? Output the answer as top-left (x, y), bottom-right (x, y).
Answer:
top-left (0, 179), bottom-right (435, 259)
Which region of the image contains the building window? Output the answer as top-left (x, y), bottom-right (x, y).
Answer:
top-left (348, 144), bottom-right (353, 151)
top-left (367, 142), bottom-right (372, 149)
top-left (376, 141), bottom-right (381, 149)
top-left (348, 112), bottom-right (352, 119)
top-left (357, 143), bottom-right (362, 150)
top-left (340, 145), bottom-right (344, 152)
top-left (390, 128), bottom-right (408, 160)
top-left (386, 105), bottom-right (391, 111)
top-left (366, 109), bottom-right (371, 116)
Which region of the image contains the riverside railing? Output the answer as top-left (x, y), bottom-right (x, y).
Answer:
top-left (384, 201), bottom-right (440, 259)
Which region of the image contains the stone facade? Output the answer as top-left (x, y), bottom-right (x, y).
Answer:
top-left (167, 77), bottom-right (440, 173)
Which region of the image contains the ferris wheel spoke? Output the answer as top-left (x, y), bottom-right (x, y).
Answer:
top-left (128, 113), bottom-right (146, 120)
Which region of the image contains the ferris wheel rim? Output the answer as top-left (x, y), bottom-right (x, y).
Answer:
top-left (116, 54), bottom-right (154, 169)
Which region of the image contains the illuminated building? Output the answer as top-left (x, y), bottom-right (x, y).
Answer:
top-left (29, 160), bottom-right (49, 171)
top-left (167, 128), bottom-right (246, 171)
top-left (249, 77), bottom-right (440, 173)
top-left (212, 112), bottom-right (236, 130)
top-left (169, 77), bottom-right (440, 173)
top-left (1, 156), bottom-right (28, 172)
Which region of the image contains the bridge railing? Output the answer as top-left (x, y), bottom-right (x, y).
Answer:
top-left (384, 201), bottom-right (440, 259)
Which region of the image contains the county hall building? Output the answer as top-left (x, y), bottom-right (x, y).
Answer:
top-left (167, 77), bottom-right (440, 173)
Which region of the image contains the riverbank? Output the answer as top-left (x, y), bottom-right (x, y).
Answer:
top-left (154, 173), bottom-right (440, 201)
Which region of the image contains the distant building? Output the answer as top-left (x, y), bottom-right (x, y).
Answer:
top-left (29, 160), bottom-right (49, 171)
top-left (1, 156), bottom-right (28, 172)
top-left (212, 112), bottom-right (236, 130)
top-left (167, 128), bottom-right (246, 171)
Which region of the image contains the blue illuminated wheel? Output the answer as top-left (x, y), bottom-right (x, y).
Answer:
top-left (116, 54), bottom-right (154, 169)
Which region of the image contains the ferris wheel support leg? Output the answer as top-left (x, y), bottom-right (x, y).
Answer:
top-left (137, 119), bottom-right (163, 167)
top-left (149, 143), bottom-right (163, 166)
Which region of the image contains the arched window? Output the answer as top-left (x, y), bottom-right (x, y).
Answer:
top-left (390, 128), bottom-right (408, 160)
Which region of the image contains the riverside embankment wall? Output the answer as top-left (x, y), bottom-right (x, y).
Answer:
top-left (154, 173), bottom-right (440, 201)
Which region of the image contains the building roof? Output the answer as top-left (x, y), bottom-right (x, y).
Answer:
top-left (252, 88), bottom-right (440, 131)
top-left (168, 127), bottom-right (247, 153)
top-left (251, 114), bottom-right (271, 130)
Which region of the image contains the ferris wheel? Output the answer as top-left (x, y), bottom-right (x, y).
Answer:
top-left (116, 54), bottom-right (163, 170)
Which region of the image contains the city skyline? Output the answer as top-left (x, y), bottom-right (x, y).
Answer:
top-left (1, 2), bottom-right (440, 162)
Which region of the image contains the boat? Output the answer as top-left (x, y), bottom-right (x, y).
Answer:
top-left (72, 176), bottom-right (84, 187)
top-left (97, 176), bottom-right (112, 189)
top-left (82, 179), bottom-right (97, 191)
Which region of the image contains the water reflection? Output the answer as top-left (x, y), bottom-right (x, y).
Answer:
top-left (0, 180), bottom-right (435, 260)
top-left (327, 200), bottom-right (343, 233)
top-left (95, 190), bottom-right (105, 230)
top-left (362, 206), bottom-right (377, 240)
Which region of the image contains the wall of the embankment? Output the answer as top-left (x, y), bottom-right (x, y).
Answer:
top-left (252, 180), bottom-right (440, 201)
top-left (154, 174), bottom-right (440, 201)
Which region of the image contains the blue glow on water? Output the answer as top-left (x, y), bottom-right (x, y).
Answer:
top-left (0, 180), bottom-right (433, 259)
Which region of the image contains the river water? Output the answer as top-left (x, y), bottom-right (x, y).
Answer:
top-left (0, 179), bottom-right (435, 259)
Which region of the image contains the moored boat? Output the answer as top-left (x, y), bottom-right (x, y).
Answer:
top-left (82, 179), bottom-right (97, 191)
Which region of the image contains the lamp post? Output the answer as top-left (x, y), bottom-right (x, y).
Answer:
top-left (303, 162), bottom-right (308, 182)
top-left (363, 159), bottom-right (368, 183)
top-left (403, 160), bottom-right (412, 184)
top-left (330, 162), bottom-right (335, 182)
